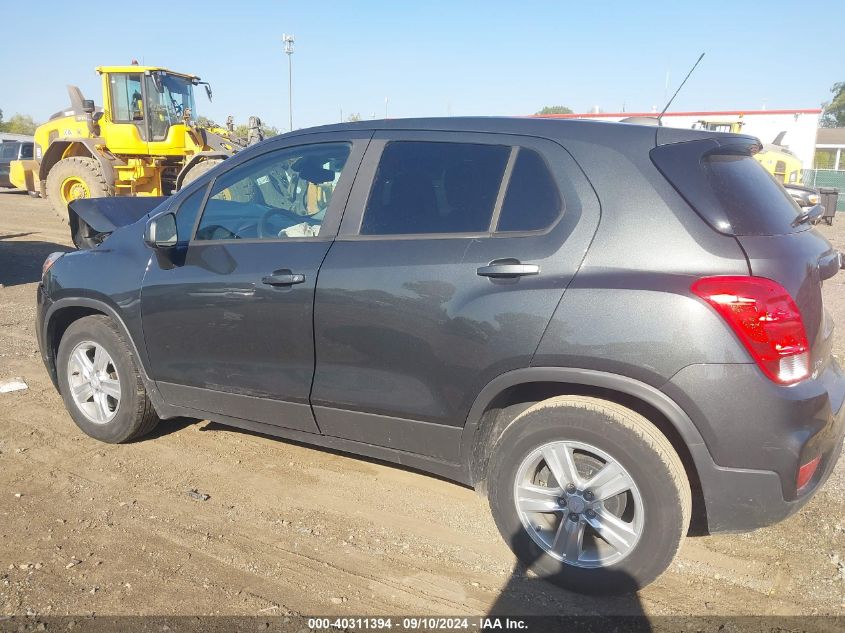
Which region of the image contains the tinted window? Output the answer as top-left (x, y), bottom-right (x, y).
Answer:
top-left (361, 141), bottom-right (509, 235)
top-left (195, 143), bottom-right (350, 241)
top-left (0, 143), bottom-right (17, 160)
top-left (497, 148), bottom-right (562, 232)
top-left (704, 154), bottom-right (802, 235)
top-left (19, 143), bottom-right (33, 159)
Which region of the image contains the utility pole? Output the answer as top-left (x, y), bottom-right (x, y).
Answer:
top-left (283, 33), bottom-right (295, 131)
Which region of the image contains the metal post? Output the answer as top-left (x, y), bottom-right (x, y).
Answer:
top-left (283, 34), bottom-right (295, 132)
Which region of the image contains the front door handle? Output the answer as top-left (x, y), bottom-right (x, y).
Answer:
top-left (262, 269), bottom-right (306, 286)
top-left (477, 259), bottom-right (540, 278)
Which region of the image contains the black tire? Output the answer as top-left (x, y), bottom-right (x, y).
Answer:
top-left (56, 315), bottom-right (159, 443)
top-left (180, 158), bottom-right (224, 188)
top-left (487, 396), bottom-right (690, 595)
top-left (45, 157), bottom-right (110, 223)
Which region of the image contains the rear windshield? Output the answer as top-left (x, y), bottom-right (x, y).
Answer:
top-left (703, 154), bottom-right (803, 235)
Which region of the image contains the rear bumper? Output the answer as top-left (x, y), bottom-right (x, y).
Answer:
top-left (664, 360), bottom-right (845, 532)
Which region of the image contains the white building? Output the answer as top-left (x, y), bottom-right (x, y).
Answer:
top-left (543, 109), bottom-right (822, 168)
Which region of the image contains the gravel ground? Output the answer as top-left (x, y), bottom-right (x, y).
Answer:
top-left (1, 190), bottom-right (844, 618)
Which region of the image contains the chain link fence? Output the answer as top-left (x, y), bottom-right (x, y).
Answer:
top-left (802, 169), bottom-right (845, 211)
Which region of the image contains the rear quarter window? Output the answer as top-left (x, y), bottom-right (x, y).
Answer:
top-left (496, 148), bottom-right (562, 232)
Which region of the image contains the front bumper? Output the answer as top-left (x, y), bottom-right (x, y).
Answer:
top-left (663, 360), bottom-right (845, 532)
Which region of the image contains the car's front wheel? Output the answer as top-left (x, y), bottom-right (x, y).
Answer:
top-left (487, 396), bottom-right (690, 594)
top-left (56, 315), bottom-right (159, 443)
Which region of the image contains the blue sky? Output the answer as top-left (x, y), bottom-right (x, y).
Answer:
top-left (1, 0), bottom-right (842, 131)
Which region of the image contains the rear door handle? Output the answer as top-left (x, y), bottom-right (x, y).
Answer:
top-left (261, 270), bottom-right (306, 286)
top-left (477, 260), bottom-right (540, 278)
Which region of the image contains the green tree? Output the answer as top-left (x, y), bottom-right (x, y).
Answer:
top-left (0, 108), bottom-right (4, 130)
top-left (821, 82), bottom-right (845, 128)
top-left (535, 105), bottom-right (574, 115)
top-left (2, 113), bottom-right (39, 135)
top-left (346, 112), bottom-right (362, 122)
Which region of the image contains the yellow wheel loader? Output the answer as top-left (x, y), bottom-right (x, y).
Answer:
top-left (10, 64), bottom-right (263, 222)
top-left (692, 120), bottom-right (803, 185)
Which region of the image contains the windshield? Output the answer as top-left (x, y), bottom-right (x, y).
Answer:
top-left (145, 72), bottom-right (197, 141)
top-left (0, 143), bottom-right (20, 160)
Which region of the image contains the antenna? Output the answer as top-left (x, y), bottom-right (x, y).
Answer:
top-left (657, 53), bottom-right (704, 124)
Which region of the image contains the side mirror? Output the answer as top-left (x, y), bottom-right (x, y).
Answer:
top-left (92, 111), bottom-right (104, 123)
top-left (82, 99), bottom-right (96, 114)
top-left (144, 212), bottom-right (178, 248)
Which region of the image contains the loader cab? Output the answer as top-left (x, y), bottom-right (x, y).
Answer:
top-left (98, 66), bottom-right (203, 156)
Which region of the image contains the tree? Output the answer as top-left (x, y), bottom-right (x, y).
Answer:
top-left (821, 82), bottom-right (845, 128)
top-left (0, 112), bottom-right (39, 135)
top-left (535, 105), bottom-right (573, 115)
top-left (346, 112), bottom-right (362, 122)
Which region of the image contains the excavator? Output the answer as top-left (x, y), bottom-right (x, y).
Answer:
top-left (10, 63), bottom-right (263, 221)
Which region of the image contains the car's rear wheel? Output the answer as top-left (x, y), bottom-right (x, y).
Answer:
top-left (487, 396), bottom-right (690, 594)
top-left (57, 315), bottom-right (159, 443)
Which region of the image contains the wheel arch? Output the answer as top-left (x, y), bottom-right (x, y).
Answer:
top-left (460, 367), bottom-right (709, 530)
top-left (44, 297), bottom-right (155, 395)
top-left (39, 139), bottom-right (117, 190)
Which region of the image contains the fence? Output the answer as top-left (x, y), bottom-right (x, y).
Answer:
top-left (802, 169), bottom-right (845, 211)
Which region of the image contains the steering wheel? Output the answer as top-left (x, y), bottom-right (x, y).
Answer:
top-left (258, 207), bottom-right (307, 238)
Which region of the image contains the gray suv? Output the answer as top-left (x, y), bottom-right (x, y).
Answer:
top-left (35, 118), bottom-right (845, 594)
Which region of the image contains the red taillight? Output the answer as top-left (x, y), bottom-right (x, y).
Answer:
top-left (691, 276), bottom-right (810, 385)
top-left (796, 455), bottom-right (821, 490)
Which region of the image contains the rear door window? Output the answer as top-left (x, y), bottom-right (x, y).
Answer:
top-left (360, 141), bottom-right (510, 235)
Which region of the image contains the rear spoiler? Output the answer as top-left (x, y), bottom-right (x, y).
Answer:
top-left (68, 196), bottom-right (168, 249)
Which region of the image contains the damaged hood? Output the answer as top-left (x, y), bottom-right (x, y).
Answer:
top-left (68, 196), bottom-right (168, 249)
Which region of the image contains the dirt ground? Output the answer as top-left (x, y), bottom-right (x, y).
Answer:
top-left (1, 190), bottom-right (844, 619)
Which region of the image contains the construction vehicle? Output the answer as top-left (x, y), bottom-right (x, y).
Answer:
top-left (10, 64), bottom-right (263, 221)
top-left (692, 119), bottom-right (803, 184)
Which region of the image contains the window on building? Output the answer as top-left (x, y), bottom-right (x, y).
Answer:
top-left (814, 149), bottom-right (838, 170)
